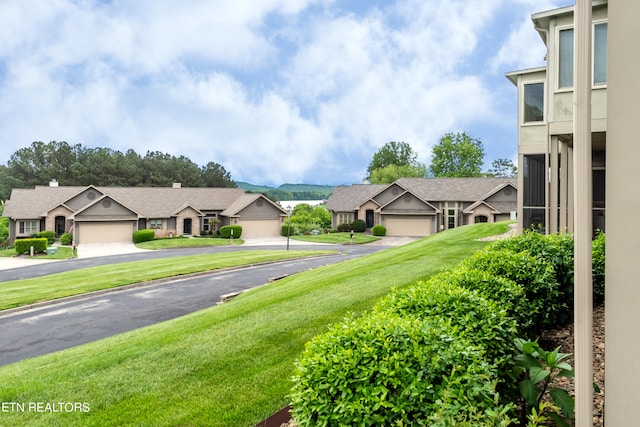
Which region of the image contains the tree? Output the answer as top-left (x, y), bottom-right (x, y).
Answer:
top-left (201, 161), bottom-right (235, 187)
top-left (429, 132), bottom-right (485, 177)
top-left (369, 164), bottom-right (427, 184)
top-left (366, 141), bottom-right (426, 181)
top-left (486, 158), bottom-right (518, 178)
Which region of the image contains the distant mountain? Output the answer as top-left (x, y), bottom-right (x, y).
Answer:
top-left (236, 182), bottom-right (334, 201)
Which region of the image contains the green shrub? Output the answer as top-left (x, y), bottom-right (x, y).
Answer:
top-left (371, 224), bottom-right (386, 236)
top-left (350, 219), bottom-right (367, 232)
top-left (34, 230), bottom-right (55, 245)
top-left (281, 224), bottom-right (295, 236)
top-left (133, 229), bottom-right (155, 243)
top-left (427, 267), bottom-right (529, 334)
top-left (374, 279), bottom-right (517, 374)
top-left (592, 231), bottom-right (605, 304)
top-left (15, 238), bottom-right (48, 254)
top-left (336, 223), bottom-right (350, 232)
top-left (461, 248), bottom-right (561, 335)
top-left (219, 225), bottom-right (242, 238)
top-left (490, 230), bottom-right (574, 324)
top-left (290, 311), bottom-right (509, 427)
top-left (60, 232), bottom-right (73, 246)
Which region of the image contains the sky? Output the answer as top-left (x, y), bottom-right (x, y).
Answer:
top-left (0, 0), bottom-right (567, 186)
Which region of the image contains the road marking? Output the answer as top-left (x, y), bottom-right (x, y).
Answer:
top-left (17, 299), bottom-right (111, 324)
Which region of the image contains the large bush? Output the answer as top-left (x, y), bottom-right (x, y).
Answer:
top-left (374, 279), bottom-right (517, 374)
top-left (592, 231), bottom-right (605, 304)
top-left (336, 223), bottom-right (350, 232)
top-left (34, 230), bottom-right (55, 245)
top-left (15, 238), bottom-right (48, 254)
top-left (461, 248), bottom-right (562, 334)
top-left (350, 219), bottom-right (367, 232)
top-left (371, 224), bottom-right (386, 236)
top-left (219, 225), bottom-right (242, 238)
top-left (60, 232), bottom-right (73, 246)
top-left (290, 311), bottom-right (510, 427)
top-left (133, 229), bottom-right (155, 243)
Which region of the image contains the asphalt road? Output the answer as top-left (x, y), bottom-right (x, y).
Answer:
top-left (0, 243), bottom-right (392, 367)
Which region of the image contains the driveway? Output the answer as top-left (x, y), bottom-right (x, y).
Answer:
top-left (77, 242), bottom-right (150, 258)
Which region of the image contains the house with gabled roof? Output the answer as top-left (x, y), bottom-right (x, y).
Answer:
top-left (326, 178), bottom-right (517, 236)
top-left (2, 181), bottom-right (288, 244)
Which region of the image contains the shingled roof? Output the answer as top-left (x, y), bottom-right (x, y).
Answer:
top-left (325, 184), bottom-right (387, 212)
top-left (3, 185), bottom-right (247, 219)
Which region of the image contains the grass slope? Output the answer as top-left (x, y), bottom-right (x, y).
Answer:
top-left (0, 223), bottom-right (508, 427)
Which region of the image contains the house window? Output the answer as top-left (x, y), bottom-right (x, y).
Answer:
top-left (524, 83), bottom-right (544, 122)
top-left (475, 215), bottom-right (488, 224)
top-left (338, 213), bottom-right (354, 225)
top-left (149, 219), bottom-right (163, 229)
top-left (447, 209), bottom-right (456, 229)
top-left (558, 23), bottom-right (608, 89)
top-left (19, 220), bottom-right (38, 234)
top-left (558, 28), bottom-right (574, 89)
top-left (523, 154), bottom-right (546, 231)
top-left (593, 22), bottom-right (608, 85)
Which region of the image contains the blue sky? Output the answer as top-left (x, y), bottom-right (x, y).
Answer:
top-left (0, 0), bottom-right (566, 186)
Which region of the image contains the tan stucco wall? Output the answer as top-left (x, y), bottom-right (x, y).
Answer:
top-left (605, 1), bottom-right (640, 424)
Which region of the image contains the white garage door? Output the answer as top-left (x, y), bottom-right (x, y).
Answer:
top-left (384, 216), bottom-right (432, 237)
top-left (239, 219), bottom-right (281, 237)
top-left (78, 222), bottom-right (134, 244)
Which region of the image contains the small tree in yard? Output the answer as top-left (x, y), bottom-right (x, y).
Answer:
top-left (429, 132), bottom-right (485, 177)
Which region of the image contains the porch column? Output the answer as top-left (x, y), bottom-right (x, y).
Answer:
top-left (549, 136), bottom-right (559, 234)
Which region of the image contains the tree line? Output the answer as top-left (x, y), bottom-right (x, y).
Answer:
top-left (0, 141), bottom-right (235, 201)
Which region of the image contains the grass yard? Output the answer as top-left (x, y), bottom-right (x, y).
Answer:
top-left (0, 250), bottom-right (335, 310)
top-left (292, 232), bottom-right (380, 244)
top-left (0, 246), bottom-right (73, 259)
top-left (0, 222), bottom-right (509, 427)
top-left (136, 237), bottom-right (244, 249)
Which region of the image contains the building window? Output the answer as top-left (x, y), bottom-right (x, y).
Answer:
top-left (523, 154), bottom-right (546, 230)
top-left (475, 215), bottom-right (488, 224)
top-left (594, 22), bottom-right (608, 85)
top-left (447, 209), bottom-right (456, 229)
top-left (559, 23), bottom-right (607, 89)
top-left (524, 83), bottom-right (544, 122)
top-left (558, 28), bottom-right (574, 89)
top-left (19, 220), bottom-right (38, 234)
top-left (149, 219), bottom-right (163, 229)
top-left (338, 213), bottom-right (354, 225)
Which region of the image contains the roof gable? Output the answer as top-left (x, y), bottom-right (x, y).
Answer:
top-left (73, 195), bottom-right (139, 221)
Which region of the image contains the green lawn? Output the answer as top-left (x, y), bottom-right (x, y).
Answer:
top-left (0, 246), bottom-right (73, 259)
top-left (136, 237), bottom-right (244, 249)
top-left (0, 222), bottom-right (509, 427)
top-left (0, 250), bottom-right (336, 310)
top-left (292, 232), bottom-right (380, 244)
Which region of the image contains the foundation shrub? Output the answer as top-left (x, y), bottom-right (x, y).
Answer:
top-left (132, 229), bottom-right (155, 243)
top-left (373, 279), bottom-right (517, 375)
top-left (461, 248), bottom-right (561, 336)
top-left (290, 311), bottom-right (511, 427)
top-left (60, 232), bottom-right (73, 246)
top-left (219, 225), bottom-right (242, 238)
top-left (336, 223), bottom-right (350, 232)
top-left (371, 225), bottom-right (386, 236)
top-left (489, 230), bottom-right (575, 324)
top-left (15, 238), bottom-right (48, 254)
top-left (350, 219), bottom-right (367, 232)
top-left (34, 230), bottom-right (55, 245)
top-left (592, 231), bottom-right (605, 304)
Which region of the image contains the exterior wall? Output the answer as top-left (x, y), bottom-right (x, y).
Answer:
top-left (44, 206), bottom-right (74, 233)
top-left (605, 1), bottom-right (640, 423)
top-left (174, 207), bottom-right (202, 236)
top-left (466, 205), bottom-right (494, 225)
top-left (12, 218), bottom-right (42, 240)
top-left (65, 188), bottom-right (104, 211)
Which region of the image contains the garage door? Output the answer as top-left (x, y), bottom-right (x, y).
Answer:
top-left (384, 216), bottom-right (432, 237)
top-left (78, 222), bottom-right (134, 244)
top-left (239, 219), bottom-right (281, 237)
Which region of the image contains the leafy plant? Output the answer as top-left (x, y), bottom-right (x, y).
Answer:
top-left (132, 229), bottom-right (155, 243)
top-left (371, 224), bottom-right (386, 236)
top-left (592, 231), bottom-right (605, 304)
top-left (513, 338), bottom-right (574, 426)
top-left (219, 225), bottom-right (242, 238)
top-left (350, 218), bottom-right (367, 232)
top-left (60, 232), bottom-right (73, 245)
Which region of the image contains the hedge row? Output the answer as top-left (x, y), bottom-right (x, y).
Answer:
top-left (291, 229), bottom-right (606, 425)
top-left (15, 238), bottom-right (48, 254)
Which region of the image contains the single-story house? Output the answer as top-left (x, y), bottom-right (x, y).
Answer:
top-left (2, 181), bottom-right (289, 244)
top-left (326, 177), bottom-right (517, 237)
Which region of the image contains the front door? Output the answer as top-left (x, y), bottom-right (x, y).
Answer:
top-left (366, 210), bottom-right (374, 229)
top-left (55, 216), bottom-right (66, 237)
top-left (183, 218), bottom-right (192, 235)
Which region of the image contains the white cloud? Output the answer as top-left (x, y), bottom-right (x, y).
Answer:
top-left (0, 0), bottom-right (565, 185)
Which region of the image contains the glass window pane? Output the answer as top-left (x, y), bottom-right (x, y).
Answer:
top-left (524, 83), bottom-right (544, 122)
top-left (559, 28), bottom-right (574, 88)
top-left (594, 23), bottom-right (608, 85)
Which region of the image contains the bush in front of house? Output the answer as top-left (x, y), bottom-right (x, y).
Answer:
top-left (133, 229), bottom-right (155, 244)
top-left (219, 225), bottom-right (242, 238)
top-left (290, 310), bottom-right (510, 427)
top-left (34, 230), bottom-right (55, 245)
top-left (60, 232), bottom-right (73, 246)
top-left (350, 219), bottom-right (367, 232)
top-left (461, 248), bottom-right (561, 335)
top-left (15, 238), bottom-right (48, 254)
top-left (336, 223), bottom-right (350, 232)
top-left (371, 224), bottom-right (386, 236)
top-left (592, 231), bottom-right (605, 304)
